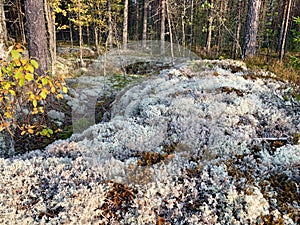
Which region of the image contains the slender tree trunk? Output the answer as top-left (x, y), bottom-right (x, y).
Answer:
top-left (181, 0), bottom-right (186, 49)
top-left (69, 19), bottom-right (74, 48)
top-left (123, 0), bottom-right (128, 50)
top-left (242, 0), bottom-right (261, 59)
top-left (0, 0), bottom-right (7, 59)
top-left (279, 0), bottom-right (292, 61)
top-left (77, 0), bottom-right (84, 67)
top-left (278, 0), bottom-right (287, 53)
top-left (135, 0), bottom-right (139, 41)
top-left (44, 0), bottom-right (56, 75)
top-left (206, 0), bottom-right (214, 56)
top-left (189, 0), bottom-right (194, 56)
top-left (24, 0), bottom-right (49, 75)
top-left (160, 0), bottom-right (166, 56)
top-left (87, 25), bottom-right (90, 47)
top-left (233, 0), bottom-right (242, 59)
top-left (107, 0), bottom-right (113, 49)
top-left (142, 0), bottom-right (148, 48)
top-left (166, 0), bottom-right (174, 62)
top-left (94, 26), bottom-right (99, 55)
top-left (217, 0), bottom-right (224, 55)
top-left (17, 0), bottom-right (26, 44)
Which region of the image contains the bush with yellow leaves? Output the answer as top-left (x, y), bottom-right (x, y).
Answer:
top-left (0, 44), bottom-right (68, 138)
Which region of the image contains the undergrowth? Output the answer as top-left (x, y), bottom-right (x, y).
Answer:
top-left (244, 54), bottom-right (300, 86)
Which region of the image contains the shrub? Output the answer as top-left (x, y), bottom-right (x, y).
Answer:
top-left (0, 44), bottom-right (68, 138)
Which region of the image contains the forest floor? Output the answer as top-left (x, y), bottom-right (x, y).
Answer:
top-left (1, 55), bottom-right (299, 224)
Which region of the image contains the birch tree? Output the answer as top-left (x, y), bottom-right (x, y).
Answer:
top-left (279, 0), bottom-right (293, 61)
top-left (123, 0), bottom-right (128, 50)
top-left (160, 0), bottom-right (166, 56)
top-left (142, 0), bottom-right (149, 48)
top-left (0, 0), bottom-right (7, 59)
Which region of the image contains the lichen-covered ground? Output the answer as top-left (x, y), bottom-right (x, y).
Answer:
top-left (0, 60), bottom-right (299, 224)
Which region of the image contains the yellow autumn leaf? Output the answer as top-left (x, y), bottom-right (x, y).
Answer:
top-left (39, 107), bottom-right (44, 113)
top-left (62, 86), bottom-right (68, 93)
top-left (28, 128), bottom-right (34, 134)
top-left (25, 64), bottom-right (35, 73)
top-left (56, 93), bottom-right (63, 99)
top-left (51, 86), bottom-right (56, 93)
top-left (25, 73), bottom-right (34, 81)
top-left (33, 99), bottom-right (37, 107)
top-left (4, 112), bottom-right (12, 119)
top-left (21, 59), bottom-right (28, 65)
top-left (9, 90), bottom-right (16, 96)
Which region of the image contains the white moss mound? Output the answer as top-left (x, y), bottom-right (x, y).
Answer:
top-left (1, 60), bottom-right (299, 224)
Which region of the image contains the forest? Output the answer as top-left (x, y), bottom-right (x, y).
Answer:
top-left (0, 0), bottom-right (300, 69)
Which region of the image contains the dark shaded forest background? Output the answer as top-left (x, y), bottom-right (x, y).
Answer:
top-left (2, 0), bottom-right (300, 59)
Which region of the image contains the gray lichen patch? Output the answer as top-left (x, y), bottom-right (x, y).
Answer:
top-left (0, 59), bottom-right (299, 224)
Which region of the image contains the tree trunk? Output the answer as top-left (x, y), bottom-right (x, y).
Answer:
top-left (160, 0), bottom-right (166, 56)
top-left (189, 0), bottom-right (194, 56)
top-left (166, 0), bottom-right (174, 62)
top-left (44, 0), bottom-right (56, 75)
top-left (232, 0), bottom-right (242, 59)
top-left (77, 0), bottom-right (84, 67)
top-left (242, 0), bottom-right (261, 59)
top-left (17, 0), bottom-right (26, 44)
top-left (69, 17), bottom-right (74, 47)
top-left (217, 0), bottom-right (224, 55)
top-left (142, 0), bottom-right (148, 48)
top-left (107, 0), bottom-right (113, 49)
top-left (279, 0), bottom-right (293, 61)
top-left (181, 0), bottom-right (186, 50)
top-left (206, 0), bottom-right (214, 56)
top-left (24, 0), bottom-right (49, 75)
top-left (0, 0), bottom-right (7, 59)
top-left (123, 0), bottom-right (128, 50)
top-left (135, 0), bottom-right (140, 41)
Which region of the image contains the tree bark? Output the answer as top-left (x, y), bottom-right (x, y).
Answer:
top-left (206, 0), bottom-right (214, 56)
top-left (232, 0), bottom-right (242, 59)
top-left (44, 0), bottom-right (56, 75)
top-left (142, 0), bottom-right (148, 48)
top-left (166, 0), bottom-right (174, 62)
top-left (242, 0), bottom-right (261, 59)
top-left (24, 0), bottom-right (49, 75)
top-left (0, 0), bottom-right (7, 59)
top-left (77, 0), bottom-right (84, 67)
top-left (17, 0), bottom-right (26, 44)
top-left (279, 0), bottom-right (293, 61)
top-left (107, 0), bottom-right (113, 49)
top-left (160, 0), bottom-right (166, 56)
top-left (123, 0), bottom-right (128, 50)
top-left (135, 0), bottom-right (140, 41)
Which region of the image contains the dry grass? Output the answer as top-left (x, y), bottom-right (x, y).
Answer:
top-left (244, 54), bottom-right (300, 86)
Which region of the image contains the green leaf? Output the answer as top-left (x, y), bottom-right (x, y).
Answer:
top-left (19, 78), bottom-right (25, 87)
top-left (41, 78), bottom-right (49, 86)
top-left (40, 90), bottom-right (47, 99)
top-left (11, 50), bottom-right (20, 60)
top-left (30, 60), bottom-right (39, 69)
top-left (14, 71), bottom-right (23, 79)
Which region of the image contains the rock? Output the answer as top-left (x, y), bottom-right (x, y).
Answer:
top-left (0, 131), bottom-right (14, 158)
